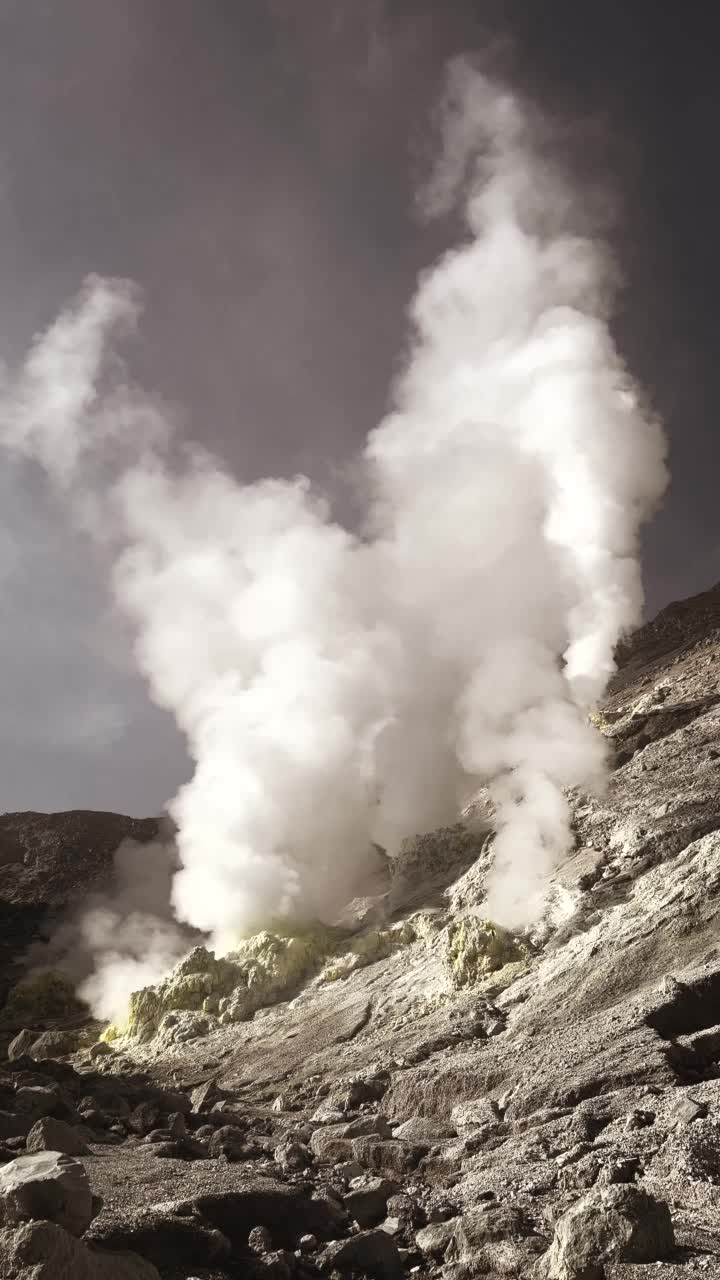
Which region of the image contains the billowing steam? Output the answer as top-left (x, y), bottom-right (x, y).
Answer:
top-left (25, 833), bottom-right (192, 1022)
top-left (0, 64), bottom-right (666, 995)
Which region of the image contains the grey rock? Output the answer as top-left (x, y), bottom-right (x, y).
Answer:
top-left (190, 1079), bottom-right (222, 1112)
top-left (669, 1094), bottom-right (708, 1127)
top-left (539, 1184), bottom-right (674, 1279)
top-left (249, 1224), bottom-right (274, 1252)
top-left (450, 1097), bottom-right (500, 1137)
top-left (87, 1208), bottom-right (231, 1267)
top-left (273, 1140), bottom-right (309, 1172)
top-left (624, 1108), bottom-right (655, 1130)
top-left (416, 1218), bottom-right (458, 1258)
top-left (167, 1112), bottom-right (186, 1139)
top-left (88, 1042), bottom-right (113, 1061)
top-left (0, 1218), bottom-right (160, 1280)
top-left (7, 1032), bottom-right (35, 1063)
top-left (392, 1116), bottom-right (456, 1141)
top-left (26, 1117), bottom-right (89, 1156)
top-left (340, 1114), bottom-right (393, 1139)
top-left (91, 1181), bottom-right (345, 1252)
top-left (320, 1227), bottom-right (404, 1278)
top-left (28, 1031), bottom-right (80, 1059)
top-left (0, 1152), bottom-right (95, 1237)
top-left (343, 1177), bottom-right (398, 1228)
top-left (128, 1101), bottom-right (161, 1136)
top-left (208, 1125), bottom-right (250, 1160)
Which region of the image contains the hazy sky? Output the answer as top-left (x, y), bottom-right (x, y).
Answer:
top-left (0, 1), bottom-right (717, 815)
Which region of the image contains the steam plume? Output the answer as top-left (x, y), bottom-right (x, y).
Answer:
top-left (0, 64), bottom-right (667, 973)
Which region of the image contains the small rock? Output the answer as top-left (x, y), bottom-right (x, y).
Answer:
top-left (89, 1042), bottom-right (113, 1061)
top-left (320, 1227), bottom-right (404, 1279)
top-left (669, 1095), bottom-right (708, 1128)
top-left (209, 1125), bottom-right (249, 1160)
top-left (341, 1114), bottom-right (393, 1139)
top-left (598, 1157), bottom-right (641, 1186)
top-left (625, 1109), bottom-right (655, 1130)
top-left (191, 1079), bottom-right (222, 1112)
top-left (416, 1218), bottom-right (458, 1258)
top-left (344, 1177), bottom-right (398, 1229)
top-left (249, 1224), bottom-right (274, 1253)
top-left (168, 1112), bottom-right (186, 1139)
top-left (274, 1140), bottom-right (310, 1173)
top-left (392, 1116), bottom-right (456, 1142)
top-left (128, 1101), bottom-right (162, 1136)
top-left (450, 1097), bottom-right (500, 1138)
top-left (386, 1193), bottom-right (422, 1224)
top-left (299, 1233), bottom-right (318, 1253)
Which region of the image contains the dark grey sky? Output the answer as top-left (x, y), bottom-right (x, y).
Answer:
top-left (0, 1), bottom-right (718, 815)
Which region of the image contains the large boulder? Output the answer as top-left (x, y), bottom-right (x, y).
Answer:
top-left (26, 1117), bottom-right (89, 1157)
top-left (0, 1218), bottom-right (159, 1279)
top-left (0, 1152), bottom-right (95, 1237)
top-left (539, 1184), bottom-right (674, 1279)
top-left (448, 1202), bottom-right (543, 1275)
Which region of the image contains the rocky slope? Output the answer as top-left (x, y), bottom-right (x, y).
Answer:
top-left (3, 584), bottom-right (720, 1277)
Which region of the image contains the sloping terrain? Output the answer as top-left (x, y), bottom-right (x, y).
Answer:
top-left (2, 585), bottom-right (720, 1277)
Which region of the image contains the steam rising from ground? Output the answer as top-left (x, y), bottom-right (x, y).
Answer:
top-left (0, 64), bottom-right (666, 1000)
top-left (26, 835), bottom-right (192, 1022)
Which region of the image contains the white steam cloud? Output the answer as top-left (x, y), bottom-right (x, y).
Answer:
top-left (0, 65), bottom-right (667, 975)
top-left (26, 835), bottom-right (192, 1022)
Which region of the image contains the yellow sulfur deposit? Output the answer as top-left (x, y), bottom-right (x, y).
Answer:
top-left (317, 912), bottom-right (441, 983)
top-left (444, 915), bottom-right (527, 990)
top-left (112, 921), bottom-right (347, 1043)
top-left (215, 922), bottom-right (344, 1024)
